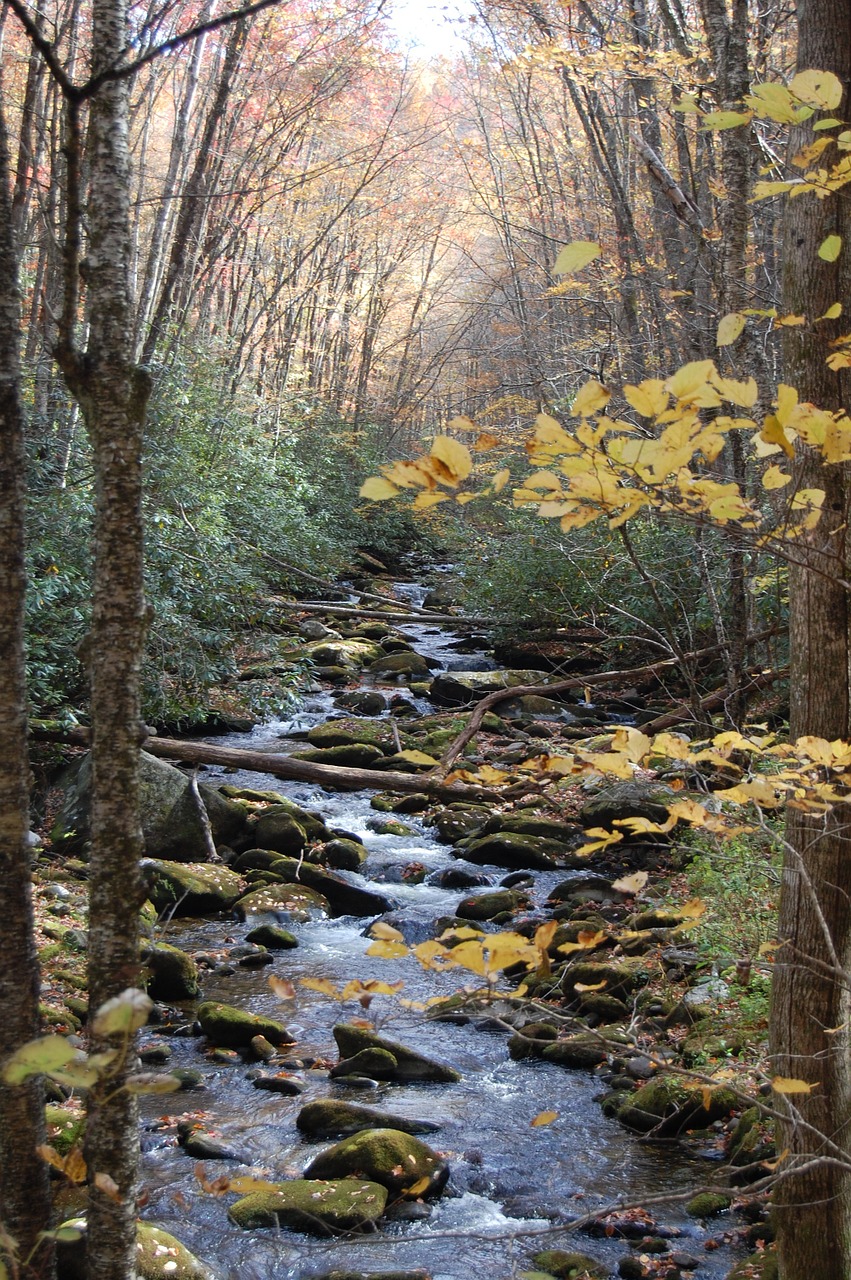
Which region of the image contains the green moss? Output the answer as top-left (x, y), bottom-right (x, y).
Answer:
top-left (227, 1179), bottom-right (388, 1234)
top-left (196, 1000), bottom-right (295, 1048)
top-left (687, 1191), bottom-right (732, 1218)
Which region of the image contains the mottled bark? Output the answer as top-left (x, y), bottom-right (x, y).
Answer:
top-left (770, 3), bottom-right (851, 1276)
top-left (0, 94), bottom-right (56, 1280)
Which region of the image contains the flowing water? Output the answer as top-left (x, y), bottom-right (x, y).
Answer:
top-left (139, 586), bottom-right (744, 1279)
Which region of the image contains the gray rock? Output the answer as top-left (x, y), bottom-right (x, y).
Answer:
top-left (333, 1023), bottom-right (461, 1083)
top-left (296, 1099), bottom-right (442, 1139)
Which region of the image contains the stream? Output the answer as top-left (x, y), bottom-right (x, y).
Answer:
top-left (138, 583), bottom-right (745, 1280)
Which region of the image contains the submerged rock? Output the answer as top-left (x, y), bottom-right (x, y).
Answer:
top-left (227, 1179), bottom-right (388, 1234)
top-left (333, 1023), bottom-right (461, 1083)
top-left (296, 1099), bottom-right (442, 1139)
top-left (303, 1128), bottom-right (449, 1199)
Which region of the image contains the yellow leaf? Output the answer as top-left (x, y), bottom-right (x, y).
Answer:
top-left (745, 82), bottom-right (808, 124)
top-left (492, 468), bottom-right (510, 493)
top-left (790, 69), bottom-right (844, 110)
top-left (717, 312), bottom-right (746, 347)
top-left (679, 898), bottom-right (707, 919)
top-left (573, 378), bottom-right (611, 417)
top-left (430, 434), bottom-right (473, 482)
top-left (712, 374), bottom-right (758, 408)
top-left (819, 234), bottom-right (842, 262)
top-left (366, 939), bottom-right (410, 960)
top-left (624, 379), bottom-right (669, 417)
top-left (360, 476), bottom-right (400, 501)
top-left (370, 921), bottom-right (406, 942)
top-left (301, 977), bottom-right (341, 999)
top-left (558, 928), bottom-right (608, 954)
top-left (701, 109), bottom-right (752, 129)
top-left (611, 870), bottom-right (648, 895)
top-left (762, 464), bottom-right (792, 489)
top-left (771, 1076), bottom-right (817, 1094)
top-left (817, 303), bottom-right (843, 320)
top-left (449, 940), bottom-right (488, 976)
top-left (268, 975), bottom-right (296, 1001)
top-left (665, 360), bottom-right (717, 401)
top-left (474, 763), bottom-right (510, 784)
top-left (93, 1172), bottom-right (121, 1202)
top-left (751, 180), bottom-right (796, 200)
top-left (534, 920), bottom-right (559, 950)
top-left (474, 432), bottom-right (500, 451)
top-left (570, 824), bottom-right (624, 855)
top-left (447, 414), bottom-right (478, 433)
top-left (407, 1175), bottom-right (434, 1197)
top-left (391, 749), bottom-right (439, 766)
top-left (553, 240), bottom-right (601, 275)
top-left (413, 491), bottom-right (448, 509)
top-left (456, 492), bottom-right (476, 505)
top-left (531, 1110), bottom-right (559, 1127)
top-left (574, 980), bottom-right (608, 992)
top-left (760, 416), bottom-right (796, 458)
top-left (775, 313), bottom-right (806, 327)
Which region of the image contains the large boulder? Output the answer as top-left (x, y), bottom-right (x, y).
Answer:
top-left (237, 856), bottom-right (392, 918)
top-left (458, 832), bottom-right (585, 872)
top-left (140, 860), bottom-right (244, 916)
top-left (142, 942), bottom-right (200, 1001)
top-left (56, 1220), bottom-right (214, 1279)
top-left (196, 1000), bottom-right (295, 1048)
top-left (429, 670), bottom-right (561, 708)
top-left (333, 1023), bottom-right (460, 1083)
top-left (579, 781), bottom-right (681, 830)
top-left (228, 1179), bottom-right (387, 1234)
top-left (248, 808), bottom-right (309, 856)
top-left (368, 652), bottom-right (434, 679)
top-left (232, 882), bottom-right (329, 920)
top-left (296, 1100), bottom-right (441, 1140)
top-left (52, 752), bottom-right (249, 859)
top-left (306, 639), bottom-right (385, 668)
top-left (616, 1076), bottom-right (738, 1135)
top-left (304, 1128), bottom-right (449, 1199)
top-left (293, 744), bottom-right (385, 769)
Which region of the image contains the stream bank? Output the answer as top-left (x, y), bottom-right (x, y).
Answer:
top-left (37, 571), bottom-right (777, 1280)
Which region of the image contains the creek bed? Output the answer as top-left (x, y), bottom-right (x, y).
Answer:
top-left (137, 590), bottom-right (747, 1280)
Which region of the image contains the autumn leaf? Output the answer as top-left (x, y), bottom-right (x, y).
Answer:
top-left (819, 234), bottom-right (842, 262)
top-left (430, 434), bottom-right (472, 482)
top-left (553, 240), bottom-right (601, 274)
top-left (772, 1076), bottom-right (818, 1094)
top-left (268, 975), bottom-right (296, 1001)
top-left (370, 921), bottom-right (406, 942)
top-left (359, 476), bottom-right (400, 501)
top-left (717, 312), bottom-right (746, 347)
top-left (611, 870), bottom-right (648, 895)
top-left (531, 1110), bottom-right (558, 1127)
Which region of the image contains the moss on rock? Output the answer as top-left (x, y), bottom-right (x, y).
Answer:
top-left (196, 1000), bottom-right (295, 1048)
top-left (227, 1179), bottom-right (387, 1234)
top-left (303, 1128), bottom-right (449, 1199)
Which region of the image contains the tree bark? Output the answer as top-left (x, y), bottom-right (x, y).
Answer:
top-left (769, 4), bottom-right (851, 1277)
top-left (0, 93), bottom-right (56, 1280)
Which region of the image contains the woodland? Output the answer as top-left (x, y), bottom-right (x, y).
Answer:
top-left (2, 0), bottom-right (851, 1278)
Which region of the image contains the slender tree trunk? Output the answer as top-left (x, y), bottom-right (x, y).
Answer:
top-left (770, 3), bottom-right (851, 1276)
top-left (0, 94), bottom-right (56, 1280)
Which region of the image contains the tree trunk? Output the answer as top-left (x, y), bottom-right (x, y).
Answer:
top-left (0, 94), bottom-right (56, 1280)
top-left (769, 3), bottom-right (851, 1276)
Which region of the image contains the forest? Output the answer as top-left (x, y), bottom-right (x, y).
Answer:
top-left (1, 0), bottom-right (851, 1277)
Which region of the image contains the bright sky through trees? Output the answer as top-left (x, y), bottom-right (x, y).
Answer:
top-left (387, 0), bottom-right (474, 57)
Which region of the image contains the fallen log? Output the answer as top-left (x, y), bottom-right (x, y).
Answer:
top-left (31, 725), bottom-right (499, 802)
top-left (289, 601), bottom-right (488, 627)
top-left (639, 667), bottom-right (788, 734)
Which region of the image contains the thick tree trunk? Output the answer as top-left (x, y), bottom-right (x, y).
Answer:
top-left (0, 96), bottom-right (55, 1280)
top-left (57, 2), bottom-right (151, 1276)
top-left (770, 3), bottom-right (851, 1276)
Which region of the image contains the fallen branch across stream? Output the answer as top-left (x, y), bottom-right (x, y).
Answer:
top-left (288, 600), bottom-right (489, 627)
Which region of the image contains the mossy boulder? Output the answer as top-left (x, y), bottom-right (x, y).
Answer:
top-left (306, 639), bottom-right (385, 668)
top-left (140, 860), bottom-right (244, 916)
top-left (429, 670), bottom-right (560, 708)
top-left (428, 808), bottom-right (488, 844)
top-left (617, 1077), bottom-right (738, 1135)
top-left (293, 744), bottom-right (386, 769)
top-left (55, 1219), bottom-right (214, 1279)
top-left (579, 781), bottom-right (681, 830)
top-left (539, 1034), bottom-right (609, 1070)
top-left (456, 889), bottom-right (531, 921)
top-left (245, 923), bottom-right (299, 949)
top-left (460, 832), bottom-right (583, 871)
top-left (368, 652), bottom-right (433, 679)
top-left (248, 809), bottom-right (309, 856)
top-left (233, 882), bottom-right (329, 920)
top-left (304, 1128), bottom-right (449, 1199)
top-left (142, 942), bottom-right (200, 1001)
top-left (52, 751), bottom-right (249, 859)
top-left (196, 1000), bottom-right (295, 1048)
top-left (307, 720), bottom-right (392, 751)
top-left (562, 959), bottom-right (650, 1001)
top-left (324, 838), bottom-right (368, 871)
top-left (249, 797), bottom-right (330, 842)
top-left (237, 856), bottom-right (391, 917)
top-left (296, 1099), bottom-right (441, 1140)
top-left (532, 1250), bottom-right (608, 1279)
top-left (686, 1191), bottom-right (732, 1218)
top-left (335, 690), bottom-right (388, 715)
top-left (333, 1023), bottom-right (461, 1083)
top-left (227, 1179), bottom-right (387, 1234)
top-left (45, 1105), bottom-right (84, 1156)
top-left (482, 816), bottom-right (584, 844)
top-left (371, 792), bottom-right (430, 815)
top-left (725, 1252), bottom-right (778, 1280)
top-left (330, 1048), bottom-right (399, 1080)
